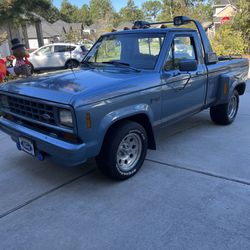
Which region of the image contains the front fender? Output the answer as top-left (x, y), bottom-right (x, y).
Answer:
top-left (96, 104), bottom-right (155, 153)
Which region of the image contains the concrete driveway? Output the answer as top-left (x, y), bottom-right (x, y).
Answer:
top-left (0, 79), bottom-right (249, 249)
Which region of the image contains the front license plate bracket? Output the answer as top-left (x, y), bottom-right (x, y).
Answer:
top-left (18, 137), bottom-right (35, 156)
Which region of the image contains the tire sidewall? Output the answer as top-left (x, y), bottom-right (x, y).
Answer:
top-left (102, 122), bottom-right (148, 180)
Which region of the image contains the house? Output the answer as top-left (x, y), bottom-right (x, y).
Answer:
top-left (27, 18), bottom-right (60, 49)
top-left (204, 0), bottom-right (237, 38)
top-left (0, 14), bottom-right (48, 56)
top-left (28, 20), bottom-right (97, 50)
top-left (213, 0), bottom-right (237, 29)
top-left (27, 18), bottom-right (93, 50)
top-left (0, 13), bottom-right (97, 56)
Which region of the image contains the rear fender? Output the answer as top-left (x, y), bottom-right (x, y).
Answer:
top-left (215, 73), bottom-right (245, 105)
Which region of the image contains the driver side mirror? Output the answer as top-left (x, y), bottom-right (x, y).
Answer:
top-left (179, 59), bottom-right (197, 72)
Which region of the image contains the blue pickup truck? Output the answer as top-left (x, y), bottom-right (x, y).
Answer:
top-left (0, 16), bottom-right (249, 180)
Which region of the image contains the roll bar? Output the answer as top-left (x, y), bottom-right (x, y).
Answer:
top-left (134, 16), bottom-right (218, 64)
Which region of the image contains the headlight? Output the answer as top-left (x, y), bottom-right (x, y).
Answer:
top-left (59, 109), bottom-right (73, 127)
top-left (0, 95), bottom-right (9, 108)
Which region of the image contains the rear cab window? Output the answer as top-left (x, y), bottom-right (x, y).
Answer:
top-left (138, 37), bottom-right (164, 56)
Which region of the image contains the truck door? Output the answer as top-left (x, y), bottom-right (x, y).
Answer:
top-left (161, 33), bottom-right (207, 123)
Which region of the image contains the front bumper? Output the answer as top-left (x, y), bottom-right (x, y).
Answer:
top-left (0, 117), bottom-right (88, 166)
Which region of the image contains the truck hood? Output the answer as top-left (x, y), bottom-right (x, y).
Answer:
top-left (0, 68), bottom-right (158, 106)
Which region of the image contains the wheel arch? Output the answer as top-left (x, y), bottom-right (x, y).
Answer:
top-left (215, 73), bottom-right (246, 105)
top-left (101, 113), bottom-right (156, 152)
top-left (235, 82), bottom-right (246, 96)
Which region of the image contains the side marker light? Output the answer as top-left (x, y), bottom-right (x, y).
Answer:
top-left (86, 113), bottom-right (92, 128)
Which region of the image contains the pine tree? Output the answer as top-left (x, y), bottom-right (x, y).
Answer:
top-left (119, 0), bottom-right (144, 22)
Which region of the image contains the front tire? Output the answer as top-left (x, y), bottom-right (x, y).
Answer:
top-left (96, 121), bottom-right (148, 180)
top-left (210, 90), bottom-right (239, 125)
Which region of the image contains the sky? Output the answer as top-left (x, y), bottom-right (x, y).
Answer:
top-left (53, 0), bottom-right (146, 11)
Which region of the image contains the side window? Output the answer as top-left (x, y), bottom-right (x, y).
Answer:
top-left (67, 46), bottom-right (76, 52)
top-left (165, 36), bottom-right (197, 71)
top-left (36, 46), bottom-right (52, 56)
top-left (138, 37), bottom-right (162, 56)
top-left (54, 46), bottom-right (65, 53)
top-left (54, 45), bottom-right (76, 53)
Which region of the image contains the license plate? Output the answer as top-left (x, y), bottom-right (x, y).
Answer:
top-left (19, 137), bottom-right (35, 156)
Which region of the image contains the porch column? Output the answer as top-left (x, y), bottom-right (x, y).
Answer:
top-left (35, 20), bottom-right (44, 47)
top-left (22, 23), bottom-right (29, 49)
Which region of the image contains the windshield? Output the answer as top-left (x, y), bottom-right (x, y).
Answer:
top-left (84, 33), bottom-right (165, 70)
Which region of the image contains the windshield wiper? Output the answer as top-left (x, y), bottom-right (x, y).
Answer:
top-left (101, 61), bottom-right (141, 72)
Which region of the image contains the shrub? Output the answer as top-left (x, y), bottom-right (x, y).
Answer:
top-left (210, 22), bottom-right (247, 56)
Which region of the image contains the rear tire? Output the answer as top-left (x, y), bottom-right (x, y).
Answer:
top-left (65, 60), bottom-right (79, 69)
top-left (96, 121), bottom-right (148, 180)
top-left (210, 90), bottom-right (239, 125)
top-left (29, 63), bottom-right (34, 74)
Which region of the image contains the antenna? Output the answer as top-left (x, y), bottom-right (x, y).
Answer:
top-left (68, 25), bottom-right (76, 78)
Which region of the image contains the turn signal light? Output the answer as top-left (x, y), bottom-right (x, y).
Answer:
top-left (86, 112), bottom-right (92, 128)
top-left (61, 132), bottom-right (78, 143)
top-left (224, 83), bottom-right (229, 94)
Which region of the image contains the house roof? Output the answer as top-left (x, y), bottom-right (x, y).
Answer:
top-left (27, 19), bottom-right (89, 39)
top-left (51, 20), bottom-right (82, 32)
top-left (51, 20), bottom-right (84, 37)
top-left (27, 19), bottom-right (60, 38)
top-left (216, 4), bottom-right (236, 16)
top-left (213, 0), bottom-right (235, 6)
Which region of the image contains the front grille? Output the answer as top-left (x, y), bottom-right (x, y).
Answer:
top-left (4, 95), bottom-right (57, 125)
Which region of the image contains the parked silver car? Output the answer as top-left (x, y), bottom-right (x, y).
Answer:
top-left (28, 43), bottom-right (88, 71)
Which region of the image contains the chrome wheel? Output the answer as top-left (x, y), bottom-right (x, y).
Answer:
top-left (116, 132), bottom-right (142, 172)
top-left (227, 94), bottom-right (238, 120)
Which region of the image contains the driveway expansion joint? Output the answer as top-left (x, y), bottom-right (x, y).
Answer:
top-left (146, 158), bottom-right (250, 187)
top-left (0, 168), bottom-right (96, 220)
